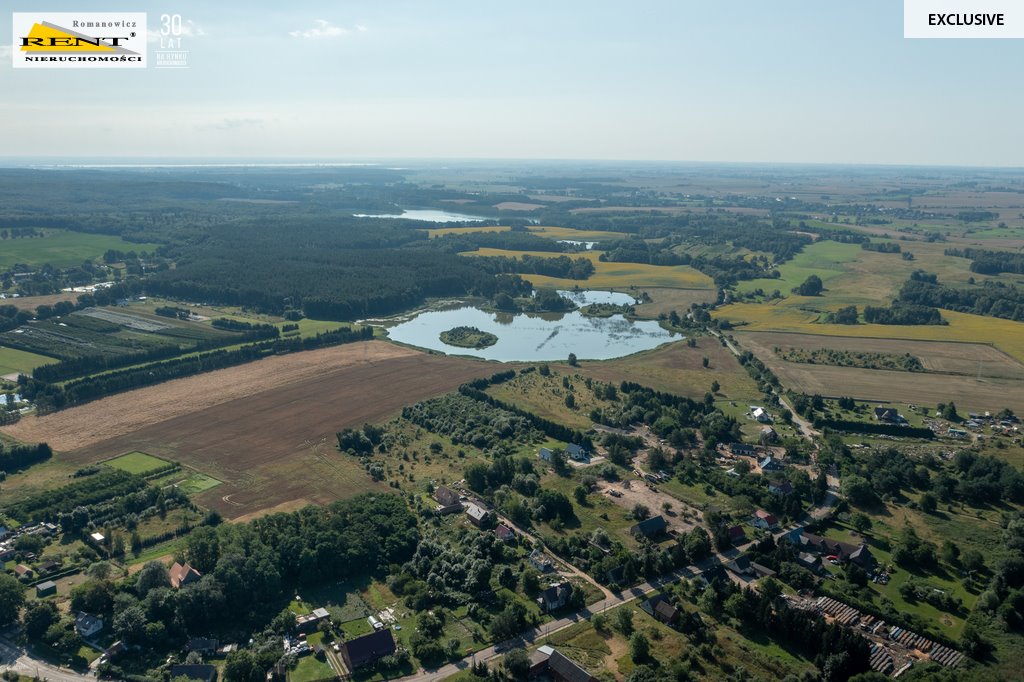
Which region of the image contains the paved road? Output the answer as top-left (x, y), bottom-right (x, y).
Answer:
top-left (0, 635), bottom-right (95, 682)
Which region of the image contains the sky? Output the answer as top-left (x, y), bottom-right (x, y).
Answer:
top-left (1, 1), bottom-right (1021, 166)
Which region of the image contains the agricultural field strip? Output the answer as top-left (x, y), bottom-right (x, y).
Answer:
top-left (0, 342), bottom-right (420, 451)
top-left (737, 331), bottom-right (1024, 381)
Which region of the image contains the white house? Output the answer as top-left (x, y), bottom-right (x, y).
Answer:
top-left (750, 407), bottom-right (772, 424)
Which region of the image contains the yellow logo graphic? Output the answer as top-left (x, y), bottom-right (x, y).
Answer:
top-left (20, 21), bottom-right (138, 54)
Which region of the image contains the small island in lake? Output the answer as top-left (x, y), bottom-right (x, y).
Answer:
top-left (439, 326), bottom-right (498, 349)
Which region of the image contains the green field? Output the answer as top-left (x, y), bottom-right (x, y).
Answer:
top-left (0, 229), bottom-right (161, 269)
top-left (104, 451), bottom-right (172, 475)
top-left (175, 472), bottom-right (223, 495)
top-left (0, 345), bottom-right (56, 376)
top-left (735, 240), bottom-right (862, 297)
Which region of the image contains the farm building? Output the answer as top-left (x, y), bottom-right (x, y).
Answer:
top-left (750, 406), bottom-right (772, 423)
top-left (170, 562), bottom-right (202, 588)
top-left (630, 515), bottom-right (668, 538)
top-left (89, 532), bottom-right (105, 543)
top-left (529, 647), bottom-right (598, 682)
top-left (538, 447), bottom-right (554, 462)
top-left (760, 426), bottom-right (778, 443)
top-left (14, 564), bottom-right (33, 579)
top-left (339, 629), bottom-right (396, 670)
top-left (36, 580), bottom-right (57, 597)
top-left (729, 442), bottom-right (757, 457)
top-left (296, 608), bottom-right (330, 633)
top-left (759, 456), bottom-right (783, 472)
top-left (529, 645), bottom-right (556, 676)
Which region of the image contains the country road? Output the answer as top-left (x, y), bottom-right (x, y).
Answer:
top-left (0, 634), bottom-right (95, 682)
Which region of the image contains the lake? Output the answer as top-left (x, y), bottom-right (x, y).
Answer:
top-left (352, 209), bottom-right (487, 223)
top-left (556, 289), bottom-right (637, 306)
top-left (386, 293), bottom-right (678, 361)
top-left (558, 239), bottom-right (598, 250)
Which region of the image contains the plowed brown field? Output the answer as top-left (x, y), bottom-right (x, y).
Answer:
top-left (3, 341), bottom-right (497, 518)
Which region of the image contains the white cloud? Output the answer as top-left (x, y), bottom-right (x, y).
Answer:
top-left (289, 19), bottom-right (353, 39)
top-left (356, 25), bottom-right (369, 33)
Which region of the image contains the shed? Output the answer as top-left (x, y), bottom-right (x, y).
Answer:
top-left (36, 580), bottom-right (57, 597)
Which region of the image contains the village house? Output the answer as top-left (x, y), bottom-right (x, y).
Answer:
top-left (726, 555), bottom-right (754, 577)
top-left (759, 455), bottom-right (783, 472)
top-left (187, 637), bottom-right (219, 656)
top-left (641, 595), bottom-right (681, 626)
top-left (494, 524), bottom-right (515, 543)
top-left (538, 447), bottom-right (554, 462)
top-left (729, 442), bottom-right (757, 457)
top-left (537, 581), bottom-right (573, 613)
top-left (750, 406), bottom-right (772, 423)
top-left (76, 612), bottom-right (104, 638)
top-left (727, 525), bottom-right (747, 545)
top-left (760, 426), bottom-right (778, 443)
top-left (565, 443), bottom-right (590, 462)
top-left (170, 561), bottom-right (202, 588)
top-left (768, 480), bottom-right (794, 496)
top-left (433, 485), bottom-right (463, 515)
top-left (800, 533), bottom-right (876, 570)
top-left (630, 515), bottom-right (668, 539)
top-left (339, 629), bottom-right (396, 670)
top-left (751, 509), bottom-right (779, 530)
top-left (654, 600), bottom-right (681, 626)
top-left (14, 564), bottom-right (34, 580)
top-left (464, 502), bottom-right (488, 527)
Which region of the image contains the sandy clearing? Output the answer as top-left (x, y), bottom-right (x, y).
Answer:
top-left (2, 341), bottom-right (417, 451)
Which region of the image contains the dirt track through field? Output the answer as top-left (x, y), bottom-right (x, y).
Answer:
top-left (4, 341), bottom-right (499, 518)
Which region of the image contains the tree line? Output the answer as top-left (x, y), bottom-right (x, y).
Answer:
top-left (19, 326), bottom-right (372, 412)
